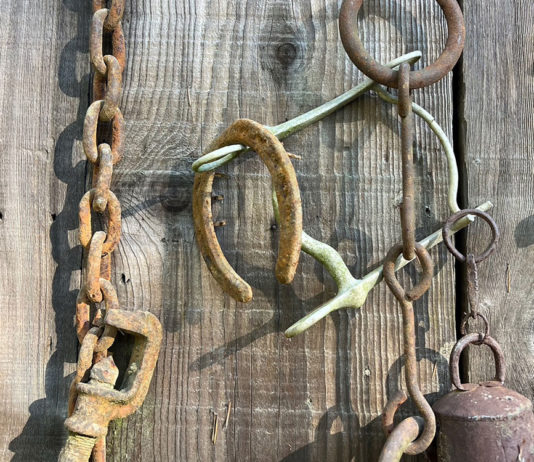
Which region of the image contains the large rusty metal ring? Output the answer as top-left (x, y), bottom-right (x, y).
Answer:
top-left (339, 0), bottom-right (465, 89)
top-left (383, 243), bottom-right (434, 302)
top-left (450, 333), bottom-right (506, 391)
top-left (193, 119), bottom-right (302, 303)
top-left (443, 209), bottom-right (499, 263)
top-left (79, 189), bottom-right (122, 254)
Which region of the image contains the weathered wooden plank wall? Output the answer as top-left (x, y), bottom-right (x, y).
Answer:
top-left (0, 0), bottom-right (89, 460)
top-left (460, 1), bottom-right (534, 395)
top-left (5, 0), bottom-right (531, 461)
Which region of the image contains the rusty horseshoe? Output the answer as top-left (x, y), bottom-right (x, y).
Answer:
top-left (193, 119), bottom-right (302, 303)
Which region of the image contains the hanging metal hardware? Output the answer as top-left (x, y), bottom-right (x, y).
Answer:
top-left (60, 311), bottom-right (162, 461)
top-left (189, 1), bottom-right (517, 460)
top-left (192, 50), bottom-right (482, 316)
top-left (336, 0), bottom-right (464, 458)
top-left (377, 64), bottom-right (436, 460)
top-left (59, 1), bottom-right (162, 461)
top-left (271, 193), bottom-right (492, 338)
top-left (191, 49), bottom-right (496, 343)
top-left (434, 210), bottom-right (534, 461)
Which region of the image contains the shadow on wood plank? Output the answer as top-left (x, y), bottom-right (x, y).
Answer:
top-left (9, 0), bottom-right (91, 459)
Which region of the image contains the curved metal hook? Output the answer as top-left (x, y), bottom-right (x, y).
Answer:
top-left (192, 51), bottom-right (423, 172)
top-left (193, 119), bottom-right (302, 303)
top-left (273, 187), bottom-right (493, 336)
top-left (382, 245), bottom-right (436, 455)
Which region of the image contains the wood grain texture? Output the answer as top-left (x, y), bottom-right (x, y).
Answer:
top-left (0, 0), bottom-right (459, 460)
top-left (0, 0), bottom-right (91, 460)
top-left (460, 0), bottom-right (534, 399)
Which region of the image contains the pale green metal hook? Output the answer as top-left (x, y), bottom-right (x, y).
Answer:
top-left (192, 51), bottom-right (423, 172)
top-left (372, 85), bottom-right (459, 213)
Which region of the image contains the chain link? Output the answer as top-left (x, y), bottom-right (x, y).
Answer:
top-left (381, 64), bottom-right (436, 456)
top-left (442, 208), bottom-right (500, 342)
top-left (71, 2), bottom-right (127, 460)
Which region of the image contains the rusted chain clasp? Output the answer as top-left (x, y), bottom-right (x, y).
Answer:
top-left (63, 310), bottom-right (162, 453)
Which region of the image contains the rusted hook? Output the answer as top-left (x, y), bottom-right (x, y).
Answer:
top-left (193, 119), bottom-right (302, 303)
top-left (381, 243), bottom-right (436, 456)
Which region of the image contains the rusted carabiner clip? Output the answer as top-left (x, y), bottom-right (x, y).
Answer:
top-left (193, 119), bottom-right (302, 303)
top-left (62, 310), bottom-right (162, 459)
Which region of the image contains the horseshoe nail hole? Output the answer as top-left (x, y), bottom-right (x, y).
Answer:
top-left (270, 223), bottom-right (278, 231)
top-left (121, 273), bottom-right (130, 284)
top-left (51, 213), bottom-right (57, 221)
top-left (425, 206), bottom-right (431, 216)
top-left (0, 211), bottom-right (3, 220)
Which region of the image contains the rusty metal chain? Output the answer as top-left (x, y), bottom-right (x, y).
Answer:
top-left (443, 209), bottom-right (500, 344)
top-left (337, 1), bottom-right (464, 457)
top-left (70, 2), bottom-right (125, 460)
top-left (379, 63), bottom-right (437, 459)
top-left (59, 2), bottom-right (162, 461)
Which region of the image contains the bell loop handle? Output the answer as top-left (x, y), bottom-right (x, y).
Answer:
top-left (450, 333), bottom-right (506, 391)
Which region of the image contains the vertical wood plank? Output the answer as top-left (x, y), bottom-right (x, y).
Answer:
top-left (461, 0), bottom-right (534, 398)
top-left (0, 0), bottom-right (91, 459)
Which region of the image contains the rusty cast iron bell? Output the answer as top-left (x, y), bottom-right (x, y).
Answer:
top-left (433, 332), bottom-right (534, 461)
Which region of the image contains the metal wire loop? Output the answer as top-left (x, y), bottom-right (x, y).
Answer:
top-left (442, 209), bottom-right (500, 263)
top-left (460, 311), bottom-right (490, 339)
